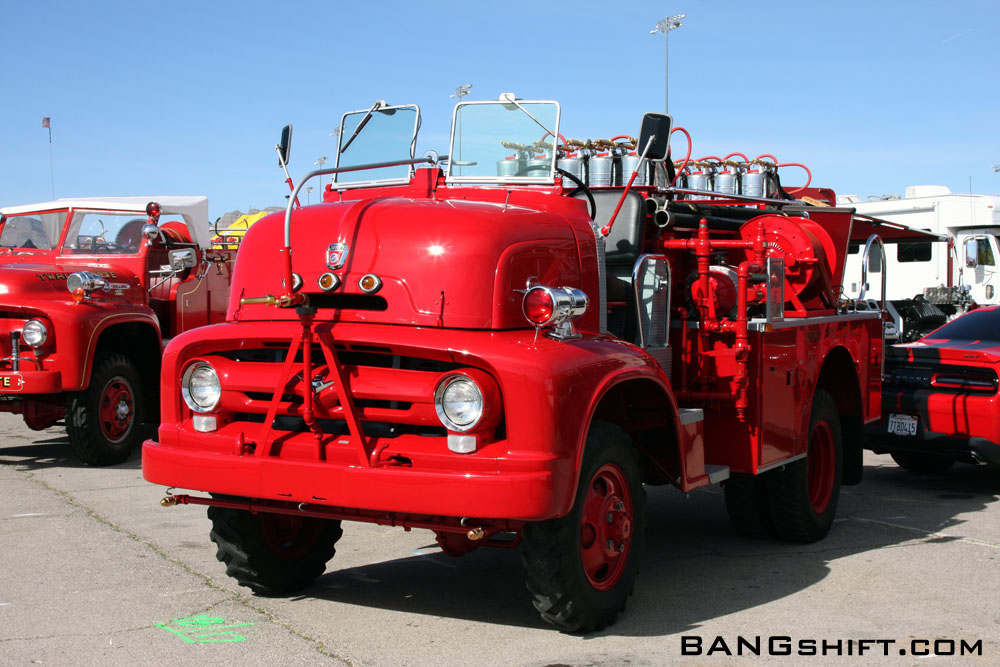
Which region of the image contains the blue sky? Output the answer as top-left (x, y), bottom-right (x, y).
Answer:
top-left (2, 0), bottom-right (997, 221)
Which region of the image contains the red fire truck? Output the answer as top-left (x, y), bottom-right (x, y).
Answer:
top-left (0, 197), bottom-right (237, 465)
top-left (145, 96), bottom-right (887, 631)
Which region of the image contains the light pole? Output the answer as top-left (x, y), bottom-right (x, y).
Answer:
top-left (651, 13), bottom-right (685, 113)
top-left (315, 156), bottom-right (328, 192)
top-left (306, 186), bottom-right (314, 205)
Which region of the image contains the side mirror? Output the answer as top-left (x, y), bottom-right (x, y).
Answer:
top-left (168, 248), bottom-right (197, 271)
top-left (637, 112), bottom-right (673, 161)
top-left (278, 124), bottom-right (293, 167)
top-left (965, 238), bottom-right (979, 268)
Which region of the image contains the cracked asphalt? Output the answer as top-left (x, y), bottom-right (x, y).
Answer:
top-left (1, 412), bottom-right (998, 666)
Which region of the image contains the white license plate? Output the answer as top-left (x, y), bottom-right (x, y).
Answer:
top-left (887, 413), bottom-right (918, 436)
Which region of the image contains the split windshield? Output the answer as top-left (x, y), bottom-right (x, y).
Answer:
top-left (333, 103), bottom-right (420, 187)
top-left (447, 100), bottom-right (560, 183)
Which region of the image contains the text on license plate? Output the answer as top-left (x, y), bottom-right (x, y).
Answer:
top-left (887, 413), bottom-right (918, 436)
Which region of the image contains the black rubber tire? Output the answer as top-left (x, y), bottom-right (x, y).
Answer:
top-left (723, 472), bottom-right (776, 538)
top-left (208, 506), bottom-right (343, 596)
top-left (890, 451), bottom-right (955, 474)
top-left (521, 420), bottom-right (645, 633)
top-left (66, 353), bottom-right (145, 466)
top-left (766, 389), bottom-right (842, 543)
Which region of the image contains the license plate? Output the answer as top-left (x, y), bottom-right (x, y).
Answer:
top-left (887, 413), bottom-right (918, 436)
top-left (0, 373), bottom-right (24, 391)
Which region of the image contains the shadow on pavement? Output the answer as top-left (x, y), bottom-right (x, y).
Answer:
top-left (298, 463), bottom-right (999, 636)
top-left (0, 431), bottom-right (142, 471)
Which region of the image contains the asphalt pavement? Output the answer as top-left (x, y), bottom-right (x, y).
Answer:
top-left (1, 412), bottom-right (998, 666)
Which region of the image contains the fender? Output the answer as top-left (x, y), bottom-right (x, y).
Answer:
top-left (76, 310), bottom-right (161, 388)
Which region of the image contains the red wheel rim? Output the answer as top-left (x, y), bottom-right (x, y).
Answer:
top-left (579, 463), bottom-right (633, 591)
top-left (260, 514), bottom-right (322, 559)
top-left (807, 420), bottom-right (835, 513)
top-left (98, 376), bottom-right (134, 443)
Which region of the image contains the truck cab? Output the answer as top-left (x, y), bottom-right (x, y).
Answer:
top-left (0, 196), bottom-right (237, 464)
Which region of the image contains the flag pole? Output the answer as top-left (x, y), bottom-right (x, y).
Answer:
top-left (42, 117), bottom-right (54, 199)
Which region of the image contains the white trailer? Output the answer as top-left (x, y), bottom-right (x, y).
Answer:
top-left (839, 185), bottom-right (1000, 340)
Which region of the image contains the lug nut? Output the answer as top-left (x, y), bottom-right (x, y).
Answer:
top-left (605, 539), bottom-right (615, 550)
top-left (606, 512), bottom-right (614, 523)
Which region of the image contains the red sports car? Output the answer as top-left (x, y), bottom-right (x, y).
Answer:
top-left (866, 305), bottom-right (1000, 473)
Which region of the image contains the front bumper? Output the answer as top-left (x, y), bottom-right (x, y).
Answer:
top-left (143, 427), bottom-right (559, 520)
top-left (0, 369), bottom-right (63, 398)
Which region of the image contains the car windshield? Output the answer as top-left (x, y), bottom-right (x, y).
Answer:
top-left (447, 99), bottom-right (560, 183)
top-left (925, 308), bottom-right (1000, 342)
top-left (0, 211), bottom-right (67, 249)
top-left (61, 210), bottom-right (185, 255)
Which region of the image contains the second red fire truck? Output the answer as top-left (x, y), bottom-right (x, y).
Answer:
top-left (144, 95), bottom-right (888, 631)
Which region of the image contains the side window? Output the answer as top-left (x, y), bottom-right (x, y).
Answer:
top-left (896, 242), bottom-right (932, 263)
top-left (977, 238), bottom-right (995, 266)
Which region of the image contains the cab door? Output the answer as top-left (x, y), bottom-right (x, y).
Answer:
top-left (961, 235), bottom-right (1000, 305)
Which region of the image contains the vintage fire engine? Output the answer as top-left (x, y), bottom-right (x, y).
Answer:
top-left (145, 96), bottom-right (887, 632)
top-left (0, 197), bottom-right (237, 464)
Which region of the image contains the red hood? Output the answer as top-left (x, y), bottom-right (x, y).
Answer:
top-left (228, 192), bottom-right (597, 330)
top-left (0, 261), bottom-right (140, 307)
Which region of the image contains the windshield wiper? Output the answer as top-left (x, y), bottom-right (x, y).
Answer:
top-left (500, 93), bottom-right (557, 142)
top-left (340, 100), bottom-right (387, 154)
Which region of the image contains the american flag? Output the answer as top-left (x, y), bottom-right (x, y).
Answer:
top-left (41, 117), bottom-right (50, 128)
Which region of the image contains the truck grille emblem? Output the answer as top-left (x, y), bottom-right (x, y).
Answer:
top-left (326, 243), bottom-right (349, 269)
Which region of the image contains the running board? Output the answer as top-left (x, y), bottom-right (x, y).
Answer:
top-left (704, 464), bottom-right (730, 484)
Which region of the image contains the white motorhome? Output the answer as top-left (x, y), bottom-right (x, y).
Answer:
top-left (839, 185), bottom-right (1000, 339)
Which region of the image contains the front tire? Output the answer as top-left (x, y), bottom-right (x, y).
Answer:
top-left (766, 389), bottom-right (842, 543)
top-left (522, 421), bottom-right (645, 633)
top-left (66, 353), bottom-right (145, 466)
top-left (208, 507), bottom-right (343, 596)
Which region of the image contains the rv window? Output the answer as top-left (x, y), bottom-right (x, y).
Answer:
top-left (847, 243), bottom-right (859, 255)
top-left (896, 242), bottom-right (932, 263)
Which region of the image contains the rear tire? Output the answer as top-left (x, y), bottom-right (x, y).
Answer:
top-left (890, 451), bottom-right (955, 474)
top-left (522, 421), bottom-right (645, 633)
top-left (767, 389), bottom-right (842, 543)
top-left (66, 353), bottom-right (145, 466)
top-left (208, 507), bottom-right (343, 596)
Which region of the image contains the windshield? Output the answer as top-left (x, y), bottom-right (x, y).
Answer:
top-left (447, 100), bottom-right (560, 183)
top-left (0, 211), bottom-right (67, 249)
top-left (333, 103), bottom-right (420, 187)
top-left (61, 210), bottom-right (185, 255)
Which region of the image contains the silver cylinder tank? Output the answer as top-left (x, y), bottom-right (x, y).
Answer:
top-left (496, 158), bottom-right (520, 177)
top-left (743, 170), bottom-right (764, 197)
top-left (686, 171), bottom-right (711, 199)
top-left (557, 157), bottom-right (585, 187)
top-left (714, 171), bottom-right (737, 195)
top-left (620, 154), bottom-right (647, 185)
top-left (588, 155), bottom-right (613, 186)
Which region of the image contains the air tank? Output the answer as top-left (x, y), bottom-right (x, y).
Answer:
top-left (557, 156), bottom-right (584, 185)
top-left (497, 157), bottom-right (520, 177)
top-left (588, 154), bottom-right (613, 186)
top-left (714, 170), bottom-right (738, 195)
top-left (620, 153), bottom-right (647, 185)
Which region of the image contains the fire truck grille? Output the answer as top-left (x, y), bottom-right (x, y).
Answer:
top-left (207, 341), bottom-right (462, 438)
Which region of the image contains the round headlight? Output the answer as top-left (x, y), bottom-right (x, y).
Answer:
top-left (21, 319), bottom-right (48, 347)
top-left (434, 375), bottom-right (484, 432)
top-left (181, 361), bottom-right (221, 413)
